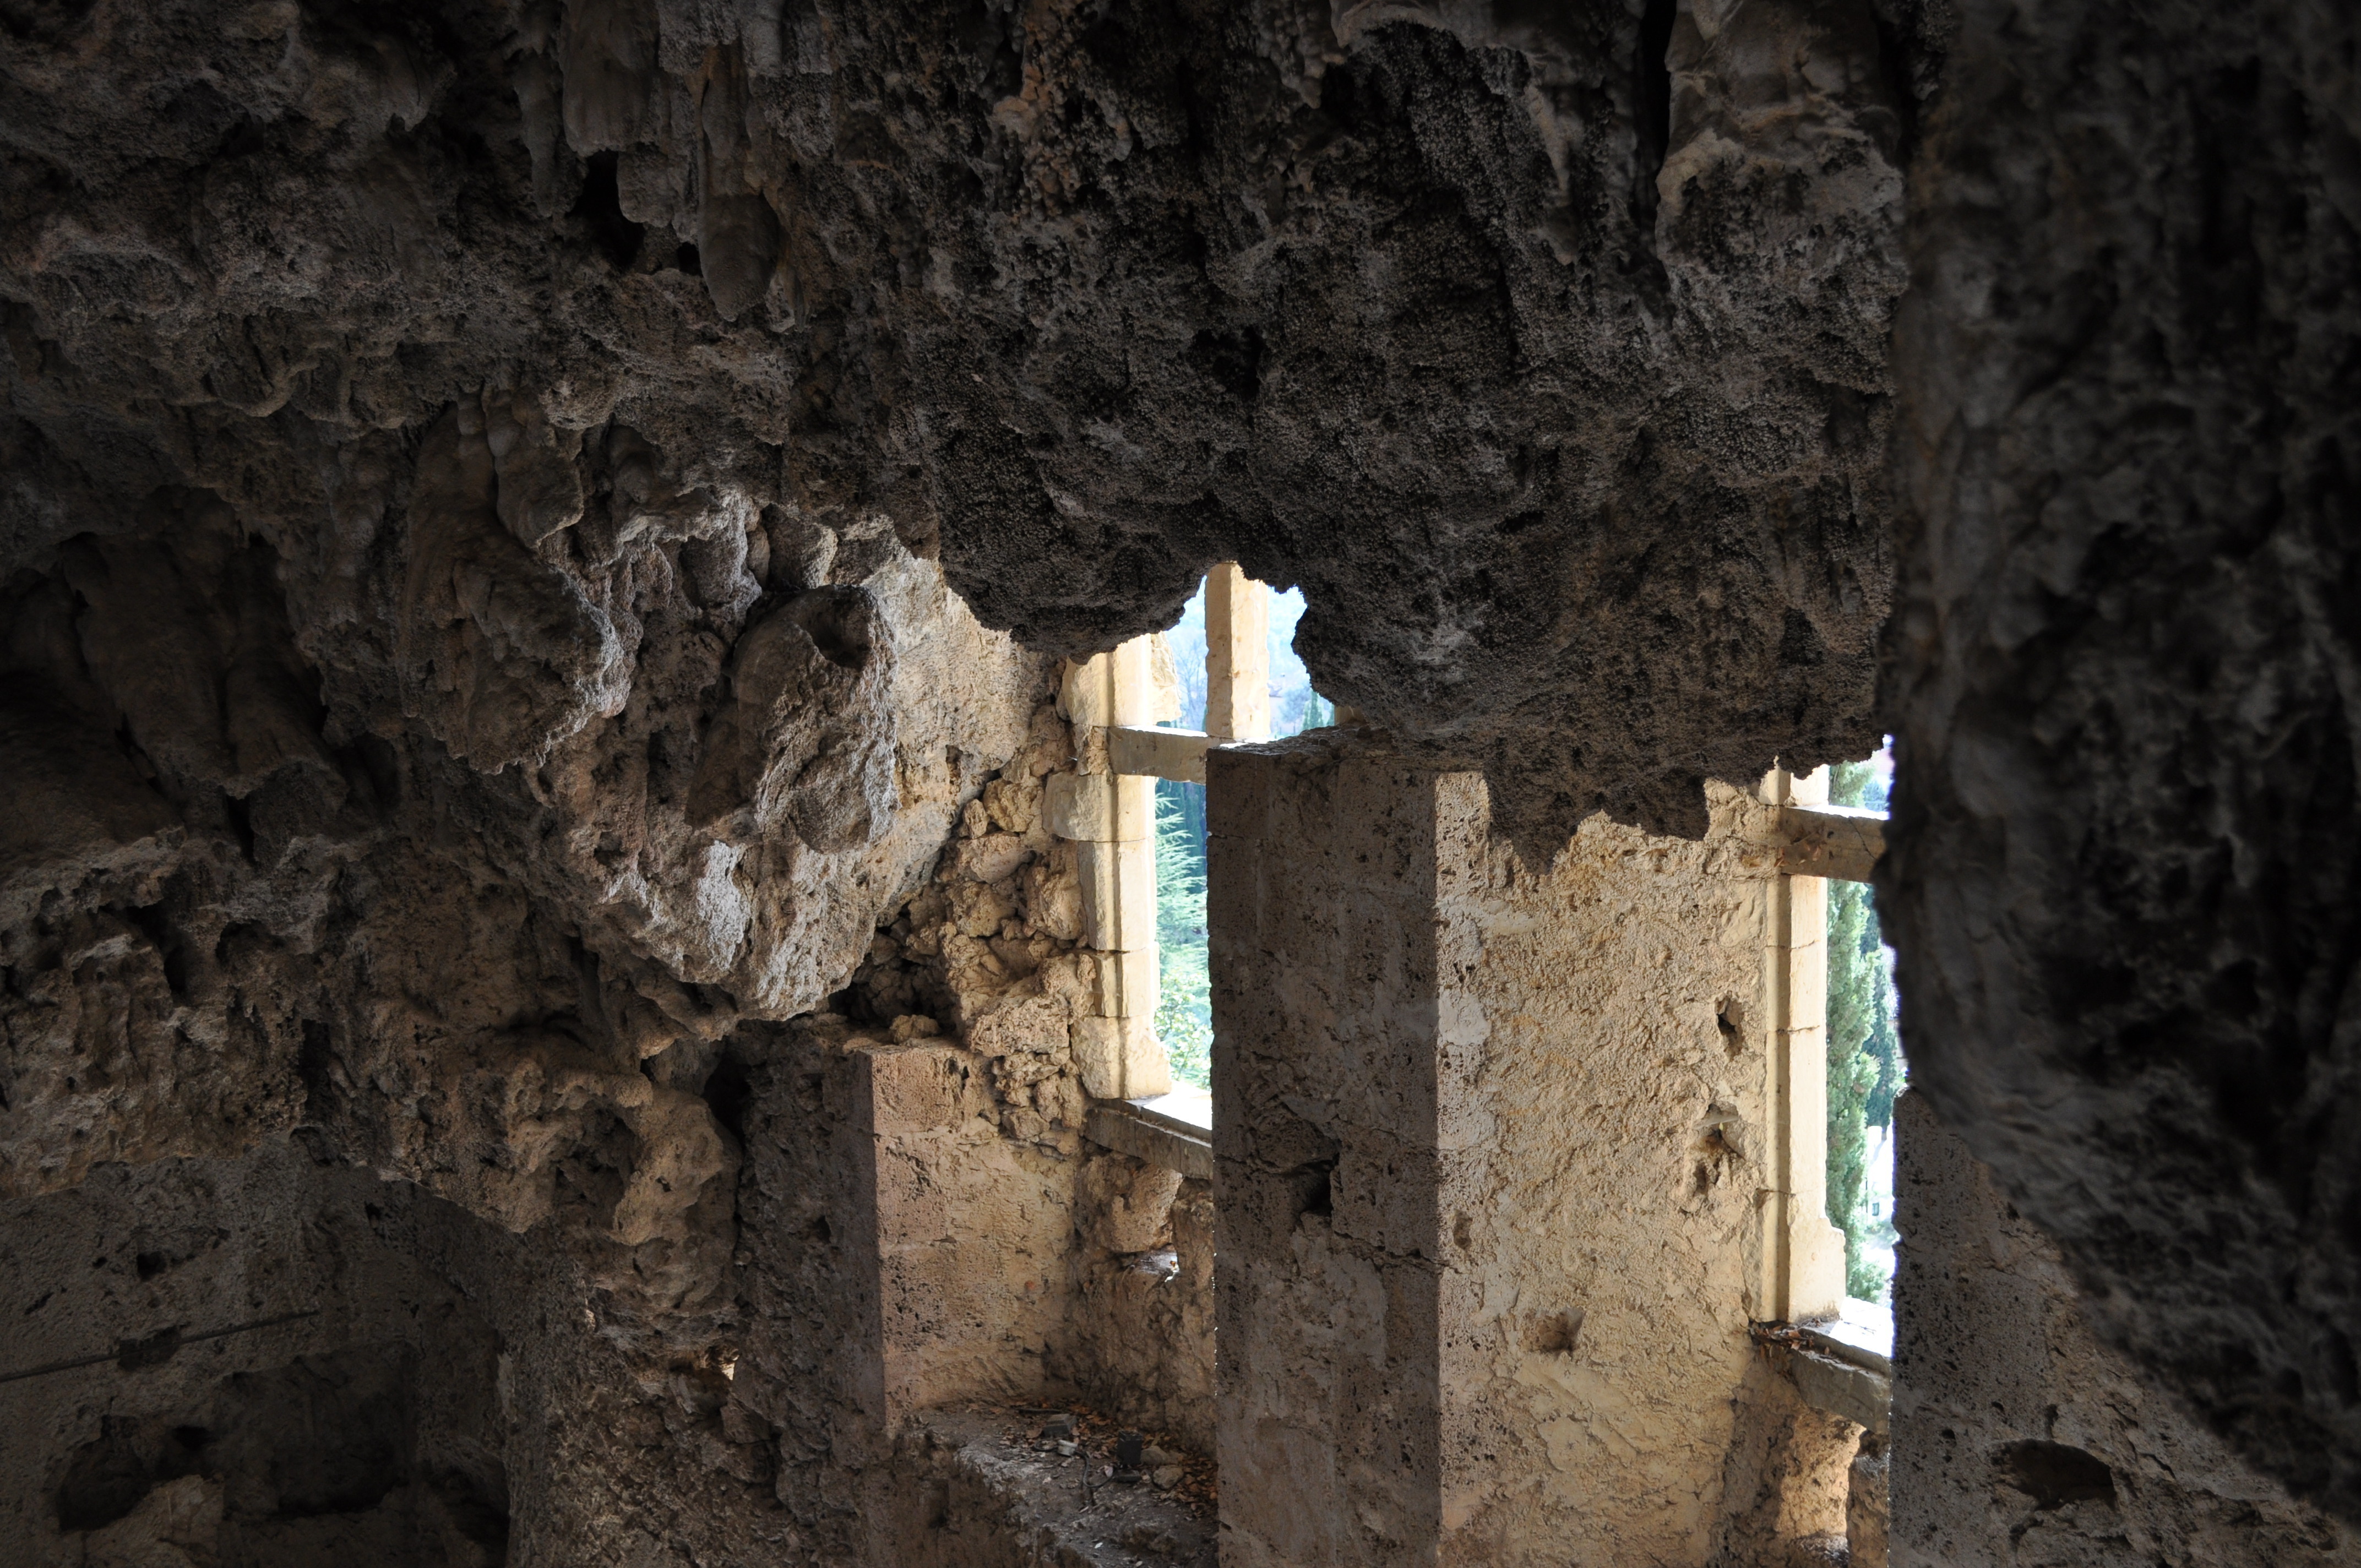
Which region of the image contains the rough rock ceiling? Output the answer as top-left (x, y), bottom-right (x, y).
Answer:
top-left (0, 0), bottom-right (1908, 842)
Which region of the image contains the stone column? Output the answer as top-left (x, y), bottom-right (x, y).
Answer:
top-left (1210, 733), bottom-right (1793, 1567)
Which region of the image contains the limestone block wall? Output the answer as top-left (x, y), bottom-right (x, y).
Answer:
top-left (1210, 732), bottom-right (1846, 1567)
top-left (731, 1021), bottom-right (1076, 1515)
top-left (1891, 1092), bottom-right (2361, 1567)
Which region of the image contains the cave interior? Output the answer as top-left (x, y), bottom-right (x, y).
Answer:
top-left (2, 2), bottom-right (2357, 1566)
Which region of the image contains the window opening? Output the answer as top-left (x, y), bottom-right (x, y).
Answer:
top-left (1147, 578), bottom-right (1332, 1091)
top-left (1264, 588), bottom-right (1336, 737)
top-left (1155, 785), bottom-right (1212, 1090)
top-left (1760, 745), bottom-right (1897, 1344)
top-left (1826, 744), bottom-right (1905, 1308)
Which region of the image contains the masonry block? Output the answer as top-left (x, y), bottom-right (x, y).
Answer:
top-left (1076, 837), bottom-right (1156, 952)
top-left (1071, 1014), bottom-right (1168, 1100)
top-left (1045, 770), bottom-right (1154, 842)
top-left (1090, 944), bottom-right (1157, 1019)
top-left (841, 1040), bottom-right (1074, 1423)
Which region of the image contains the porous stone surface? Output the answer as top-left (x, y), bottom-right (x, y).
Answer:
top-left (1880, 0), bottom-right (2361, 1518)
top-left (0, 0), bottom-right (1911, 847)
top-left (0, 477), bottom-right (1044, 1330)
top-left (0, 1135), bottom-right (786, 1568)
top-left (872, 1411), bottom-right (1216, 1568)
top-left (1209, 731), bottom-right (1847, 1567)
top-left (1891, 1093), bottom-right (2361, 1567)
top-left (0, 4), bottom-right (1912, 1545)
top-left (10, 0), bottom-right (2354, 1552)
top-left (1062, 1166), bottom-right (1217, 1456)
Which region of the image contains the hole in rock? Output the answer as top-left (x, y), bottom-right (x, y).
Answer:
top-left (703, 1051), bottom-right (753, 1145)
top-left (787, 586), bottom-right (875, 670)
top-left (1995, 1440), bottom-right (2117, 1510)
top-left (1524, 1310), bottom-right (1586, 1355)
top-left (573, 151), bottom-right (644, 270)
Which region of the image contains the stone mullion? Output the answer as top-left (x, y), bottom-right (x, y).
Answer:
top-left (1049, 638), bottom-right (1168, 1099)
top-left (1759, 764), bottom-right (1846, 1324)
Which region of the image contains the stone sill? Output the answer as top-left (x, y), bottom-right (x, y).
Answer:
top-left (1084, 1091), bottom-right (1213, 1179)
top-left (899, 1409), bottom-right (1214, 1566)
top-left (1756, 1303), bottom-right (1894, 1435)
top-left (1799, 1297), bottom-right (1894, 1376)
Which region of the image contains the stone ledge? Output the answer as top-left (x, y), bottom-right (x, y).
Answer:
top-left (895, 1409), bottom-right (1215, 1567)
top-left (1084, 1093), bottom-right (1214, 1180)
top-left (1771, 804), bottom-right (1886, 883)
top-left (1107, 726), bottom-right (1215, 783)
top-left (1798, 1298), bottom-right (1893, 1377)
top-left (1753, 1323), bottom-right (1891, 1435)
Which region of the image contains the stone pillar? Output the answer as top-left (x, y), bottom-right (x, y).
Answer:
top-left (1204, 562), bottom-right (1270, 743)
top-left (1210, 733), bottom-right (1792, 1567)
top-left (853, 1038), bottom-right (1075, 1420)
top-left (739, 1025), bottom-right (1077, 1494)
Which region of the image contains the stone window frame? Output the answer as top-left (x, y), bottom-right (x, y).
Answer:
top-left (1760, 765), bottom-right (1892, 1364)
top-left (1055, 564), bottom-right (1282, 1175)
top-left (1057, 578), bottom-right (1900, 1337)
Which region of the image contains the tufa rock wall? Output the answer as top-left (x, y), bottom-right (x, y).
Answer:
top-left (0, 0), bottom-right (1914, 844)
top-left (1883, 0), bottom-right (2361, 1517)
top-left (0, 1135), bottom-right (786, 1568)
top-left (1892, 1092), bottom-right (2361, 1568)
top-left (0, 472), bottom-right (1046, 1338)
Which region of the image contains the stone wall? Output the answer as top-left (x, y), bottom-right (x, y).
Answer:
top-left (1061, 1164), bottom-right (1218, 1456)
top-left (6, 0), bottom-right (2352, 1542)
top-left (1210, 731), bottom-right (1853, 1567)
top-left (1892, 1092), bottom-right (2361, 1567)
top-left (1883, 0), bottom-right (2361, 1512)
top-left (0, 1135), bottom-right (784, 1568)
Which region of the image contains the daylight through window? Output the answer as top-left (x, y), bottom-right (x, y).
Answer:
top-left (1148, 576), bottom-right (1335, 1091)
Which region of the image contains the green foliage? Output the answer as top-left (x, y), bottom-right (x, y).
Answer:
top-left (1154, 780), bottom-right (1212, 1089)
top-left (1827, 759), bottom-right (1903, 1301)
